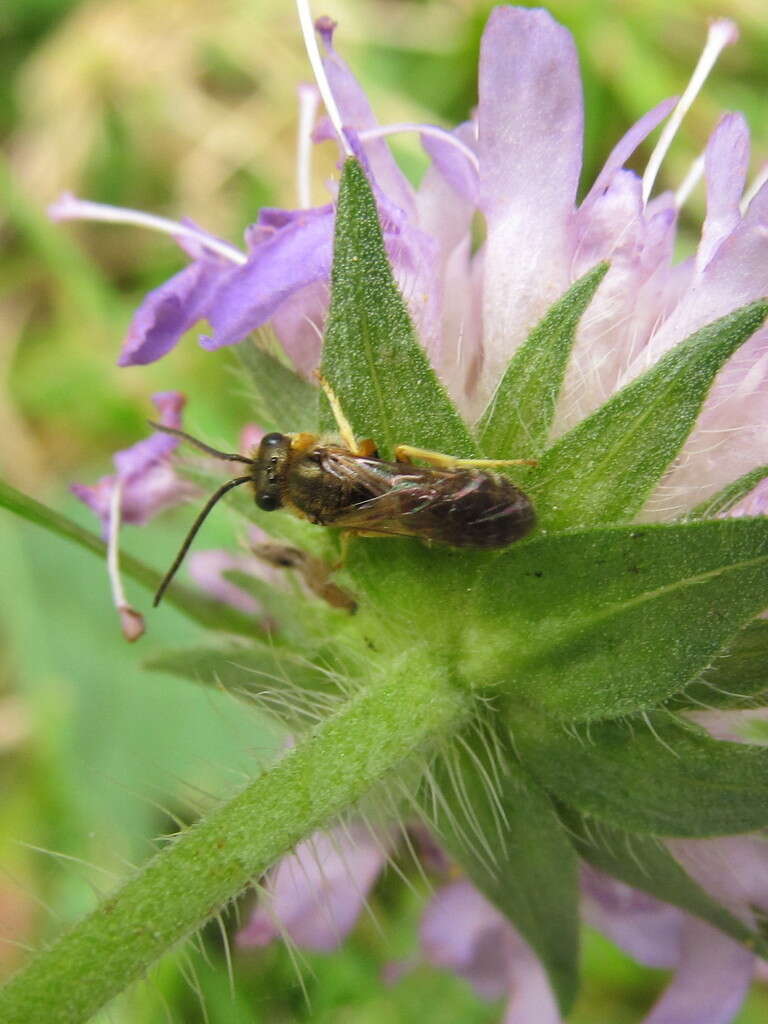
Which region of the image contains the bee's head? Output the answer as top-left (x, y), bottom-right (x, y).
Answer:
top-left (251, 432), bottom-right (291, 511)
top-left (149, 421), bottom-right (285, 607)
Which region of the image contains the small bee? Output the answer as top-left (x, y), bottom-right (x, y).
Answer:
top-left (152, 377), bottom-right (536, 607)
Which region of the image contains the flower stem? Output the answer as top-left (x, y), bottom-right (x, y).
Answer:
top-left (0, 654), bottom-right (466, 1024)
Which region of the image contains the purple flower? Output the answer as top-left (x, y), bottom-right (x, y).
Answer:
top-left (50, 11), bottom-right (767, 523)
top-left (583, 866), bottom-right (755, 1024)
top-left (71, 391), bottom-right (196, 640)
top-left (419, 880), bottom-right (561, 1023)
top-left (237, 823), bottom-right (390, 952)
top-left (71, 391), bottom-right (193, 531)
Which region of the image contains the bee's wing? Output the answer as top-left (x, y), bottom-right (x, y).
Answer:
top-left (320, 448), bottom-right (534, 547)
top-left (316, 448), bottom-right (439, 532)
top-left (320, 449), bottom-right (477, 541)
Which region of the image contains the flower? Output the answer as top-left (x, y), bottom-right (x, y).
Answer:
top-left (49, 3), bottom-right (768, 1021)
top-left (71, 390), bottom-right (192, 531)
top-left (237, 823), bottom-right (390, 952)
top-left (71, 390), bottom-right (196, 640)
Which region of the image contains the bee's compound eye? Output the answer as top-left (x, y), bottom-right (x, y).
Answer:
top-left (260, 433), bottom-right (286, 451)
top-left (256, 491), bottom-right (281, 512)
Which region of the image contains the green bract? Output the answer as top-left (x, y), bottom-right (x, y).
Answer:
top-left (2, 158), bottom-right (768, 1021)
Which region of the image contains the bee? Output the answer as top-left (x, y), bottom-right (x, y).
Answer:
top-left (152, 377), bottom-right (536, 607)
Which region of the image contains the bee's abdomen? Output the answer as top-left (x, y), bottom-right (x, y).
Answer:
top-left (430, 471), bottom-right (535, 548)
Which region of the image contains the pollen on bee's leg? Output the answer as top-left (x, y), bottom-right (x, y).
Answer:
top-left (107, 481), bottom-right (146, 643)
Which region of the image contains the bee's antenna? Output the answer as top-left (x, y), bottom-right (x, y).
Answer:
top-left (153, 475), bottom-right (253, 607)
top-left (148, 421), bottom-right (255, 465)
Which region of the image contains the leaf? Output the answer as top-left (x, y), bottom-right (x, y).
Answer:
top-left (478, 262), bottom-right (608, 458)
top-left (668, 620), bottom-right (768, 710)
top-left (422, 725), bottom-right (579, 1013)
top-left (146, 643), bottom-right (345, 724)
top-left (235, 334), bottom-right (318, 434)
top-left (688, 465), bottom-right (768, 520)
top-left (320, 158), bottom-right (477, 459)
top-left (561, 808), bottom-right (768, 958)
top-left (0, 479), bottom-right (255, 636)
top-left (528, 301), bottom-right (768, 530)
top-left (463, 518), bottom-right (768, 720)
top-left (517, 708), bottom-right (768, 837)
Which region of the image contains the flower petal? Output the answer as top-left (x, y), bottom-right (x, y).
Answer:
top-left (582, 97), bottom-right (678, 208)
top-left (582, 866), bottom-right (682, 969)
top-left (477, 6), bottom-right (583, 399)
top-left (71, 392), bottom-right (193, 531)
top-left (318, 20), bottom-right (416, 217)
top-left (667, 835), bottom-right (768, 926)
top-left (237, 824), bottom-right (389, 952)
top-left (113, 391), bottom-right (185, 477)
top-left (697, 113), bottom-right (750, 270)
top-left (185, 550), bottom-right (263, 616)
top-left (201, 207), bottom-right (335, 352)
top-left (420, 126), bottom-right (479, 206)
top-left (642, 919), bottom-right (753, 1024)
top-left (420, 880), bottom-right (514, 1000)
top-left (628, 181), bottom-right (768, 374)
top-left (503, 949), bottom-right (561, 1024)
top-left (420, 881), bottom-right (560, 1021)
top-left (118, 259), bottom-right (234, 366)
top-left (269, 279), bottom-right (328, 378)
top-left (556, 174), bottom-right (678, 431)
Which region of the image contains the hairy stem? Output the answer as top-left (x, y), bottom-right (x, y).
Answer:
top-left (0, 655), bottom-right (466, 1023)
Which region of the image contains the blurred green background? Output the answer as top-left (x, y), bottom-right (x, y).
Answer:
top-left (2, 0), bottom-right (768, 1020)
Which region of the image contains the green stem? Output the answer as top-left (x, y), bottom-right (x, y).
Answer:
top-left (0, 479), bottom-right (255, 636)
top-left (0, 656), bottom-right (466, 1023)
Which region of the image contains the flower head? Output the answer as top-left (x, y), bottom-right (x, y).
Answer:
top-left (45, 4), bottom-right (768, 1022)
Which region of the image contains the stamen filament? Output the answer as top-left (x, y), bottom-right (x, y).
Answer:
top-left (48, 194), bottom-right (247, 266)
top-left (675, 152), bottom-right (705, 208)
top-left (295, 0), bottom-right (353, 157)
top-left (297, 84), bottom-right (321, 208)
top-left (741, 163), bottom-right (768, 214)
top-left (107, 480), bottom-right (145, 642)
top-left (359, 124), bottom-right (480, 172)
top-left (642, 19), bottom-right (738, 205)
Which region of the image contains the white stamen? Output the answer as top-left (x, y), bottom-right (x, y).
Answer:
top-left (48, 194), bottom-right (247, 265)
top-left (740, 162), bottom-right (768, 215)
top-left (642, 19), bottom-right (738, 205)
top-left (295, 0), bottom-right (353, 158)
top-left (296, 83), bottom-right (320, 208)
top-left (674, 152), bottom-right (705, 208)
top-left (359, 123), bottom-right (480, 173)
top-left (107, 480), bottom-right (145, 642)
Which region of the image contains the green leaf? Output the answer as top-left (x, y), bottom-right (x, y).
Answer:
top-left (517, 708), bottom-right (768, 837)
top-left (562, 808), bottom-right (768, 958)
top-left (463, 518), bottom-right (768, 720)
top-left (668, 620), bottom-right (768, 710)
top-left (0, 479), bottom-right (255, 636)
top-left (235, 334), bottom-right (318, 434)
top-left (528, 300), bottom-right (768, 530)
top-left (688, 465), bottom-right (768, 520)
top-left (478, 262), bottom-right (608, 458)
top-left (320, 158), bottom-right (477, 459)
top-left (423, 726), bottom-right (579, 1013)
top-left (146, 642), bottom-right (346, 725)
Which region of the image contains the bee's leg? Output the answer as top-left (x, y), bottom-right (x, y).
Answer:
top-left (394, 444), bottom-right (538, 469)
top-left (315, 372), bottom-right (377, 456)
top-left (333, 530), bottom-right (351, 570)
top-left (251, 540), bottom-right (357, 613)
